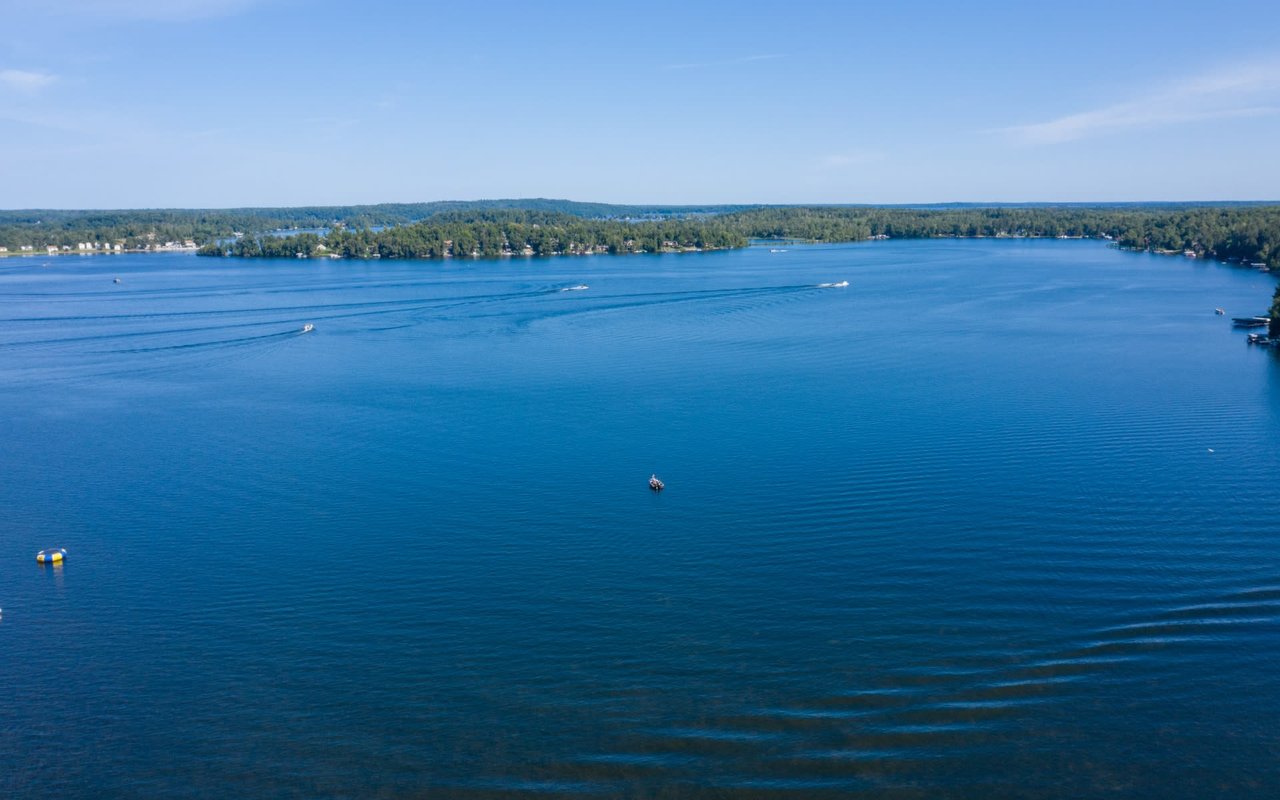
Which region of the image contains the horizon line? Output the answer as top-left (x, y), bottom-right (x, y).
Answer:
top-left (3, 198), bottom-right (1280, 213)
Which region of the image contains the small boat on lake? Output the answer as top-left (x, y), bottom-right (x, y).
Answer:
top-left (301, 323), bottom-right (315, 333)
top-left (818, 280), bottom-right (849, 288)
top-left (649, 474), bottom-right (665, 492)
top-left (560, 284), bottom-right (589, 292)
top-left (1214, 308), bottom-right (1225, 315)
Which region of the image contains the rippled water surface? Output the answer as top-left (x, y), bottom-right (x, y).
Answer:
top-left (3, 241), bottom-right (1279, 798)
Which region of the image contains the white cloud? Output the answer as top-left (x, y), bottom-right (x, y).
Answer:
top-left (0, 69), bottom-right (57, 93)
top-left (998, 60), bottom-right (1280, 144)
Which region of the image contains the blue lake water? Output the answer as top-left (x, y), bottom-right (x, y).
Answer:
top-left (2, 240), bottom-right (1279, 797)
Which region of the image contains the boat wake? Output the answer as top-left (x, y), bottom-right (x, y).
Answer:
top-left (549, 579), bottom-right (1280, 794)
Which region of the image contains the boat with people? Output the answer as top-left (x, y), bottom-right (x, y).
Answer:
top-left (649, 474), bottom-right (665, 491)
top-left (301, 323), bottom-right (315, 333)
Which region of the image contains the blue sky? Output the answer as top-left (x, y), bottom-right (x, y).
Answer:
top-left (3, 0), bottom-right (1280, 208)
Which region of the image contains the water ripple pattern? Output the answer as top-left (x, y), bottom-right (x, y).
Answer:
top-left (2, 242), bottom-right (1279, 798)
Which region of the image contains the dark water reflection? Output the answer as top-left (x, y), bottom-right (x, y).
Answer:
top-left (2, 241), bottom-right (1278, 797)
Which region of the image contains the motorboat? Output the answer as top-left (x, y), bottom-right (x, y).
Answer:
top-left (649, 474), bottom-right (665, 491)
top-left (301, 323), bottom-right (315, 333)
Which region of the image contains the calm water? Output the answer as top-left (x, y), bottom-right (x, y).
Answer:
top-left (2, 241), bottom-right (1279, 798)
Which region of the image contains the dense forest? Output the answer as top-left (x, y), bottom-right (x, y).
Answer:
top-left (199, 211), bottom-right (748, 259)
top-left (719, 206), bottom-right (1280, 264)
top-left (192, 204), bottom-right (1280, 268)
top-left (0, 200), bottom-right (757, 252)
top-left (4, 201), bottom-right (1279, 271)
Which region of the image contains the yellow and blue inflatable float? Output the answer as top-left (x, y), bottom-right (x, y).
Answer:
top-left (36, 548), bottom-right (66, 564)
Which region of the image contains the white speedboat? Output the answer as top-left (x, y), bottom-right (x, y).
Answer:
top-left (301, 323), bottom-right (315, 333)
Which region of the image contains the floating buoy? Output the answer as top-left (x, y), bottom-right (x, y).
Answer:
top-left (36, 548), bottom-right (66, 564)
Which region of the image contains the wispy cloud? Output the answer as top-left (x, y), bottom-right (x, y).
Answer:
top-left (997, 60), bottom-right (1280, 144)
top-left (11, 0), bottom-right (261, 21)
top-left (664, 54), bottom-right (783, 71)
top-left (0, 69), bottom-right (57, 93)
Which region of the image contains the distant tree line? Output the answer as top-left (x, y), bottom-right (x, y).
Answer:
top-left (722, 206), bottom-right (1280, 265)
top-left (6, 201), bottom-right (1280, 270)
top-left (0, 200), bottom-right (758, 252)
top-left (194, 205), bottom-right (1280, 269)
top-left (198, 211), bottom-right (747, 259)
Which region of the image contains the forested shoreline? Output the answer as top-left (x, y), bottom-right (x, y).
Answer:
top-left (4, 201), bottom-right (1279, 272)
top-left (725, 206), bottom-right (1280, 266)
top-left (199, 211), bottom-right (748, 259)
top-left (194, 205), bottom-right (1280, 270)
top-left (0, 200), bottom-right (752, 253)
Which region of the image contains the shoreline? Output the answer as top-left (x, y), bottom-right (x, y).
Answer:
top-left (4, 236), bottom-right (1275, 281)
top-left (0, 246), bottom-right (198, 258)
